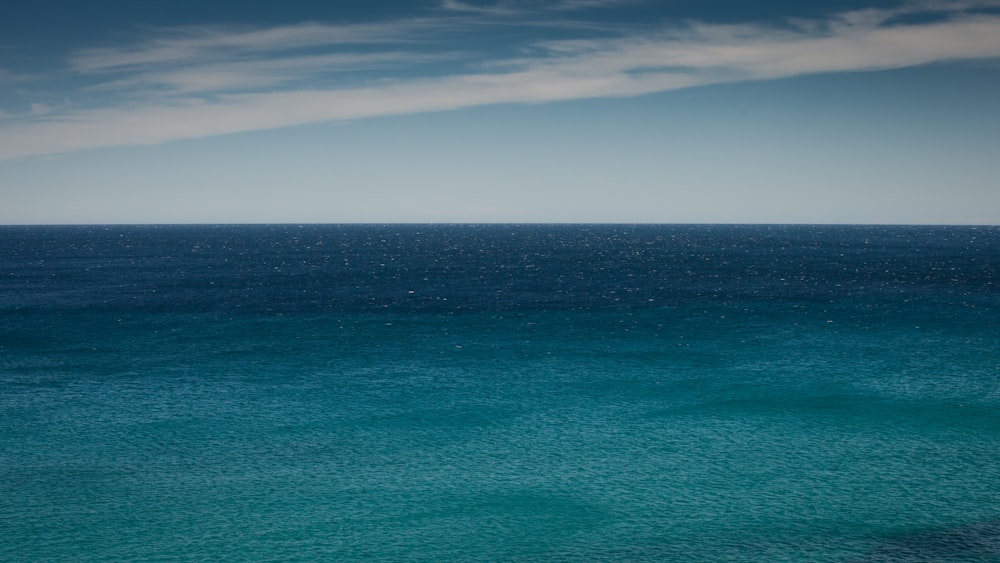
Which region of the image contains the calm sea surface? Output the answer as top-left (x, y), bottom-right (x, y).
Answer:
top-left (2, 225), bottom-right (999, 561)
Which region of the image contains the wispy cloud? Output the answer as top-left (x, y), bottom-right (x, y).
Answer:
top-left (440, 0), bottom-right (630, 16)
top-left (3, 2), bottom-right (1000, 160)
top-left (0, 68), bottom-right (39, 83)
top-left (69, 20), bottom-right (446, 74)
top-left (85, 51), bottom-right (468, 95)
top-left (27, 103), bottom-right (52, 116)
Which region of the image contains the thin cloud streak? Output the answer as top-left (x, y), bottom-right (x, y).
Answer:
top-left (4, 5), bottom-right (1000, 160)
top-left (70, 19), bottom-right (447, 73)
top-left (440, 0), bottom-right (629, 16)
top-left (2, 70), bottom-right (698, 160)
top-left (85, 51), bottom-right (469, 95)
top-left (0, 68), bottom-right (40, 83)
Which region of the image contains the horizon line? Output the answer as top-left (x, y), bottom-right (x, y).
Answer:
top-left (1, 222), bottom-right (996, 228)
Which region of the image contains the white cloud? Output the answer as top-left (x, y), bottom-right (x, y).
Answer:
top-left (440, 0), bottom-right (517, 15)
top-left (69, 19), bottom-right (446, 74)
top-left (86, 51), bottom-right (468, 95)
top-left (1, 70), bottom-right (698, 159)
top-left (441, 0), bottom-right (631, 14)
top-left (28, 103), bottom-right (52, 116)
top-left (3, 3), bottom-right (1000, 160)
top-left (0, 68), bottom-right (39, 83)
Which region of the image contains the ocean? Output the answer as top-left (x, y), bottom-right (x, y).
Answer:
top-left (1, 224), bottom-right (998, 561)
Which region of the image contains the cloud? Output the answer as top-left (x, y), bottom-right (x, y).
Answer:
top-left (3, 2), bottom-right (1000, 160)
top-left (66, 17), bottom-right (475, 101)
top-left (528, 11), bottom-right (1000, 81)
top-left (440, 0), bottom-right (628, 15)
top-left (0, 68), bottom-right (39, 83)
top-left (2, 69), bottom-right (697, 159)
top-left (69, 19), bottom-right (447, 74)
top-left (86, 51), bottom-right (468, 95)
top-left (28, 103), bottom-right (51, 116)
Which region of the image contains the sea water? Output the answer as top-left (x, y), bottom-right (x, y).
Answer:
top-left (1, 224), bottom-right (998, 561)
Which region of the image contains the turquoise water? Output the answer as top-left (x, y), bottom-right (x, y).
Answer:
top-left (2, 225), bottom-right (999, 561)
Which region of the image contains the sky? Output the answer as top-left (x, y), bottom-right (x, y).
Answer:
top-left (2, 0), bottom-right (1000, 224)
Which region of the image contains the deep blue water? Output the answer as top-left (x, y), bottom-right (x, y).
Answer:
top-left (1, 224), bottom-right (999, 561)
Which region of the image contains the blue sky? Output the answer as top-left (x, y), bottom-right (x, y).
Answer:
top-left (2, 0), bottom-right (1000, 224)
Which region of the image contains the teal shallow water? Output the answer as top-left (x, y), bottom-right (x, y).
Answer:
top-left (2, 225), bottom-right (999, 560)
top-left (4, 307), bottom-right (999, 561)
